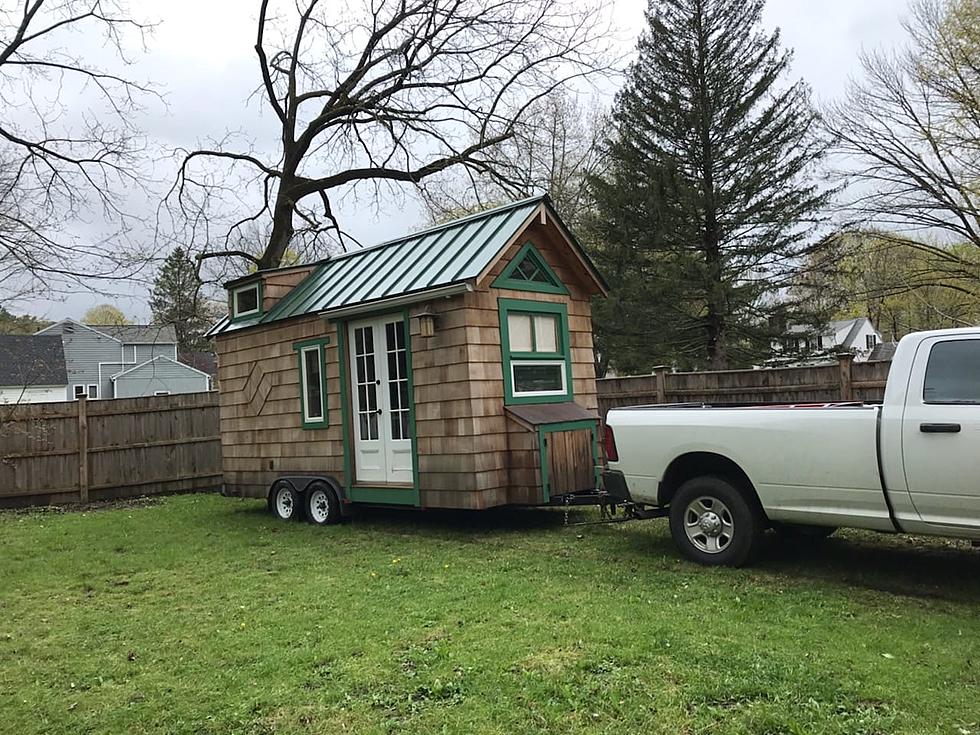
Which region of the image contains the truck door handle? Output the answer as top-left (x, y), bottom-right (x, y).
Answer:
top-left (920, 422), bottom-right (961, 433)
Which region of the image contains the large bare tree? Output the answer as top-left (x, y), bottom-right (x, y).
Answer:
top-left (0, 1), bottom-right (155, 306)
top-left (170, 0), bottom-right (611, 272)
top-left (826, 0), bottom-right (980, 251)
top-left (420, 92), bottom-right (607, 230)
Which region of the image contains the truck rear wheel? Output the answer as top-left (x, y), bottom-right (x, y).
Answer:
top-left (668, 476), bottom-right (762, 567)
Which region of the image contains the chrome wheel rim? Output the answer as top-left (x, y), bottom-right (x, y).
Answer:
top-left (275, 488), bottom-right (294, 519)
top-left (308, 489), bottom-right (330, 523)
top-left (683, 496), bottom-right (734, 554)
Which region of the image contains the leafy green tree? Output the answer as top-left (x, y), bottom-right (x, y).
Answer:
top-left (0, 307), bottom-right (52, 335)
top-left (150, 248), bottom-right (218, 352)
top-left (589, 0), bottom-right (831, 371)
top-left (794, 231), bottom-right (980, 341)
top-left (82, 304), bottom-right (130, 326)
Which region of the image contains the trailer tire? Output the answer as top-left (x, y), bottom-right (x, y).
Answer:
top-left (304, 482), bottom-right (341, 526)
top-left (269, 481), bottom-right (301, 522)
top-left (668, 476), bottom-right (762, 567)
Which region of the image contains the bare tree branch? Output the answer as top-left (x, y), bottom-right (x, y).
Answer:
top-left (170, 0), bottom-right (615, 272)
top-left (825, 0), bottom-right (980, 253)
top-left (0, 0), bottom-right (158, 306)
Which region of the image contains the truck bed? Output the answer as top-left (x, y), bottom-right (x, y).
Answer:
top-left (609, 402), bottom-right (894, 531)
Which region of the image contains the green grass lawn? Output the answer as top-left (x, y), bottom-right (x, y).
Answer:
top-left (1, 494), bottom-right (978, 735)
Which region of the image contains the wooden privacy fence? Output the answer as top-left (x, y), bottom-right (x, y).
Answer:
top-left (597, 354), bottom-right (892, 417)
top-left (0, 392), bottom-right (221, 508)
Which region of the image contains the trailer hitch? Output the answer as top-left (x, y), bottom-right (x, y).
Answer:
top-left (557, 490), bottom-right (668, 527)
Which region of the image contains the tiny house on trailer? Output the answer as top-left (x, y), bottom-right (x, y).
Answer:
top-left (208, 195), bottom-right (608, 522)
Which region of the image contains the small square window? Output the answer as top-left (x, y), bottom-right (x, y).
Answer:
top-left (73, 385), bottom-right (86, 399)
top-left (233, 283), bottom-right (261, 318)
top-left (87, 384), bottom-right (98, 400)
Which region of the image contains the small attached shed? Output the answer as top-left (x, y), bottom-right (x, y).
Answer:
top-left (208, 195), bottom-right (607, 510)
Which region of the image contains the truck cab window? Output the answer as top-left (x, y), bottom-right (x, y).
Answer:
top-left (923, 340), bottom-right (980, 404)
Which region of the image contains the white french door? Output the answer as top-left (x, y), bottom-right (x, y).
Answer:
top-left (349, 316), bottom-right (413, 484)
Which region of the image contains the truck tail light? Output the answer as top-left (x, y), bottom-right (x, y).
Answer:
top-left (603, 424), bottom-right (619, 462)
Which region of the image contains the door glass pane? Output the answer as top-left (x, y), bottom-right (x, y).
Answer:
top-left (385, 319), bottom-right (409, 441)
top-left (303, 347), bottom-right (323, 420)
top-left (353, 326), bottom-right (378, 440)
top-left (513, 362), bottom-right (564, 394)
top-left (533, 314), bottom-right (558, 353)
top-left (923, 340), bottom-right (980, 404)
top-left (508, 313), bottom-right (533, 352)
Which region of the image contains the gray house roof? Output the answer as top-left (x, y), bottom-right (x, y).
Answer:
top-left (829, 318), bottom-right (867, 347)
top-left (90, 324), bottom-right (178, 344)
top-left (36, 319), bottom-right (178, 345)
top-left (869, 342), bottom-right (898, 361)
top-left (209, 195), bottom-right (606, 336)
top-left (0, 335), bottom-right (68, 386)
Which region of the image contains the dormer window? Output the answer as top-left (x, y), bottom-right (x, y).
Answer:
top-left (232, 282), bottom-right (262, 320)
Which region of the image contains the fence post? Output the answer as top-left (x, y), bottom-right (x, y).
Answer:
top-left (654, 366), bottom-right (668, 404)
top-left (837, 353), bottom-right (855, 402)
top-left (77, 396), bottom-right (89, 503)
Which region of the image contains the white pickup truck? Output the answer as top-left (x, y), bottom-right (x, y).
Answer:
top-left (602, 327), bottom-right (980, 566)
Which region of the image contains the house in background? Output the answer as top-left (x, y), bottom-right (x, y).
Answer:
top-left (0, 335), bottom-right (68, 404)
top-left (34, 320), bottom-right (211, 400)
top-left (869, 341), bottom-right (899, 361)
top-left (772, 316), bottom-right (883, 365)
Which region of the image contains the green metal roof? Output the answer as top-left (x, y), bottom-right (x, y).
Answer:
top-left (209, 195), bottom-right (603, 336)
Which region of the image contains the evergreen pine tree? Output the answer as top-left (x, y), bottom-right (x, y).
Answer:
top-left (589, 0), bottom-right (831, 371)
top-left (150, 248), bottom-right (214, 352)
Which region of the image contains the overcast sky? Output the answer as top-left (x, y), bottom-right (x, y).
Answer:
top-left (17, 0), bottom-right (908, 322)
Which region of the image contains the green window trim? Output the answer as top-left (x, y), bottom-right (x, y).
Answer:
top-left (498, 297), bottom-right (573, 405)
top-left (293, 337), bottom-right (330, 429)
top-left (230, 280), bottom-right (264, 322)
top-left (492, 242), bottom-right (569, 295)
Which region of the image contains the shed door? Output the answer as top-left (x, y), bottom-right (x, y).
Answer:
top-left (545, 428), bottom-right (596, 496)
top-left (349, 316), bottom-right (413, 485)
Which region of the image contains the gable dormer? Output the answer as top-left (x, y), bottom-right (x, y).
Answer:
top-left (225, 263), bottom-right (318, 323)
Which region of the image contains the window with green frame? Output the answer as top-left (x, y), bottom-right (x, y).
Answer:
top-left (491, 242), bottom-right (568, 295)
top-left (231, 280), bottom-right (263, 321)
top-left (498, 298), bottom-right (573, 404)
top-left (293, 337), bottom-right (330, 428)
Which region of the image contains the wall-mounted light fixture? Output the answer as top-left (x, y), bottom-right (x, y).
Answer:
top-left (416, 308), bottom-right (437, 338)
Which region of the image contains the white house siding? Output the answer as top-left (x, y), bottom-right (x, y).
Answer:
top-left (113, 358), bottom-right (209, 398)
top-left (0, 385), bottom-right (67, 404)
top-left (836, 319), bottom-right (882, 362)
